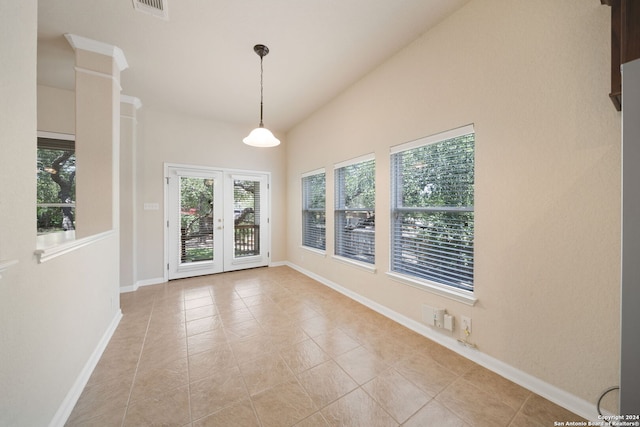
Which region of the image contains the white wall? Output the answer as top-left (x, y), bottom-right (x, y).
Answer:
top-left (286, 0), bottom-right (621, 414)
top-left (135, 108), bottom-right (287, 284)
top-left (0, 11), bottom-right (122, 426)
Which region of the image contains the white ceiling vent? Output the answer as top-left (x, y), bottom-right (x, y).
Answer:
top-left (132, 0), bottom-right (168, 20)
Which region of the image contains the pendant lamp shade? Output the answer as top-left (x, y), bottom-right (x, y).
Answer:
top-left (243, 126), bottom-right (280, 147)
top-left (244, 44), bottom-right (280, 147)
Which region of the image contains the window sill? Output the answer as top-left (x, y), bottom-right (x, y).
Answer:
top-left (332, 255), bottom-right (376, 273)
top-left (0, 259), bottom-right (19, 279)
top-left (35, 230), bottom-right (114, 263)
top-left (386, 271), bottom-right (477, 306)
top-left (300, 246), bottom-right (327, 257)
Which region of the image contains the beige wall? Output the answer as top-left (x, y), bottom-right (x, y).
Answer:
top-left (120, 99), bottom-right (139, 290)
top-left (0, 13), bottom-right (121, 426)
top-left (135, 108), bottom-right (287, 282)
top-left (286, 0), bottom-right (620, 411)
top-left (37, 85), bottom-right (75, 134)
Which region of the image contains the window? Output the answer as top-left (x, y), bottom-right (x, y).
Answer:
top-left (302, 169), bottom-right (326, 251)
top-left (37, 134), bottom-right (76, 234)
top-left (390, 125), bottom-right (474, 292)
top-left (334, 155), bottom-right (375, 264)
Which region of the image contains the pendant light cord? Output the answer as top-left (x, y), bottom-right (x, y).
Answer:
top-left (259, 54), bottom-right (264, 127)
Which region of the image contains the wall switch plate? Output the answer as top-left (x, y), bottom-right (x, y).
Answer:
top-left (434, 309), bottom-right (445, 328)
top-left (422, 305), bottom-right (435, 326)
top-left (444, 314), bottom-right (454, 331)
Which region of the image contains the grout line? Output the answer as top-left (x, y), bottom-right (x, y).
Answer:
top-left (507, 392), bottom-right (534, 427)
top-left (120, 301), bottom-right (155, 427)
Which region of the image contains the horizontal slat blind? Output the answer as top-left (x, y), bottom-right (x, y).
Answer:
top-left (391, 130), bottom-right (474, 291)
top-left (302, 171), bottom-right (326, 250)
top-left (335, 158), bottom-right (375, 264)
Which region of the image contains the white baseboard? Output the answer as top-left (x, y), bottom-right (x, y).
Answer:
top-left (119, 283), bottom-right (138, 293)
top-left (49, 309), bottom-right (123, 427)
top-left (269, 260), bottom-right (288, 267)
top-left (120, 276), bottom-right (166, 293)
top-left (285, 261), bottom-right (600, 422)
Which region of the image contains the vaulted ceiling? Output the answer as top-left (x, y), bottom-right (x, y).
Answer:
top-left (37, 0), bottom-right (470, 133)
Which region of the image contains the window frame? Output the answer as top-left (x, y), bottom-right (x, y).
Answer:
top-left (334, 153), bottom-right (376, 270)
top-left (35, 131), bottom-right (116, 263)
top-left (388, 124), bottom-right (477, 306)
top-left (37, 131), bottom-right (76, 235)
top-left (301, 168), bottom-right (326, 253)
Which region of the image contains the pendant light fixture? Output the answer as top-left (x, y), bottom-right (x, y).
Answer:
top-left (243, 44), bottom-right (280, 147)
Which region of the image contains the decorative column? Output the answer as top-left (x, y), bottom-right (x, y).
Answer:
top-left (120, 95), bottom-right (142, 290)
top-left (64, 34), bottom-right (128, 238)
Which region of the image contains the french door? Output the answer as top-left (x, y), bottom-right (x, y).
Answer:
top-left (166, 165), bottom-right (270, 280)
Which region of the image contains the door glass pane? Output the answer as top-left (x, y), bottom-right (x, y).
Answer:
top-left (180, 177), bottom-right (214, 263)
top-left (234, 179), bottom-right (260, 257)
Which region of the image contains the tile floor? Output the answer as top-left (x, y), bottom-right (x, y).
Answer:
top-left (66, 266), bottom-right (585, 426)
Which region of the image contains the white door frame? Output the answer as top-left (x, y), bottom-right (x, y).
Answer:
top-left (164, 163), bottom-right (271, 282)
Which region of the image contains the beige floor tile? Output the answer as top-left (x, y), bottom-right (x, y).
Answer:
top-left (281, 302), bottom-right (322, 321)
top-left (403, 400), bottom-right (469, 427)
top-left (297, 360), bottom-right (358, 408)
top-left (184, 295), bottom-right (214, 310)
top-left (123, 385), bottom-right (190, 427)
top-left (361, 367), bottom-right (430, 423)
top-left (214, 297), bottom-right (248, 314)
top-left (334, 345), bottom-right (389, 385)
top-left (252, 378), bottom-right (317, 427)
top-left (393, 352), bottom-right (457, 397)
top-left (321, 388), bottom-right (399, 427)
top-left (186, 328), bottom-right (228, 356)
top-left (183, 288), bottom-right (212, 301)
top-left (189, 366), bottom-right (250, 420)
top-left (299, 315), bottom-right (337, 337)
top-left (139, 343), bottom-right (189, 368)
top-left (239, 351), bottom-right (295, 395)
top-left (436, 378), bottom-right (517, 427)
top-left (511, 394), bottom-right (587, 426)
top-left (279, 338), bottom-right (331, 374)
top-left (462, 365), bottom-right (531, 411)
top-left (242, 293), bottom-right (276, 307)
top-left (86, 347), bottom-right (139, 386)
top-left (66, 373), bottom-right (131, 424)
top-left (217, 306), bottom-right (255, 326)
top-left (229, 333), bottom-right (277, 364)
top-left (185, 304), bottom-right (218, 322)
top-left (188, 344), bottom-right (237, 382)
top-left (148, 308), bottom-right (186, 326)
top-left (144, 324), bottom-right (187, 346)
top-left (224, 318), bottom-right (264, 341)
top-left (186, 315), bottom-right (223, 337)
top-left (251, 309), bottom-right (297, 330)
top-left (312, 328), bottom-right (361, 358)
top-left (129, 356), bottom-right (189, 403)
top-left (66, 267), bottom-right (587, 427)
top-left (192, 398), bottom-right (260, 427)
top-left (361, 334), bottom-right (414, 364)
top-left (65, 409), bottom-right (126, 427)
top-left (265, 323), bottom-right (310, 349)
top-left (294, 412), bottom-right (330, 427)
top-left (418, 341), bottom-right (476, 376)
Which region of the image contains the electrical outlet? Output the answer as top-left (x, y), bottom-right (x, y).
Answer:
top-left (461, 316), bottom-right (472, 335)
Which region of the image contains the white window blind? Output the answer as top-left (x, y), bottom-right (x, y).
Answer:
top-left (390, 126), bottom-right (474, 291)
top-left (302, 170), bottom-right (326, 251)
top-left (334, 155), bottom-right (375, 264)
